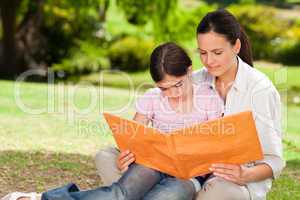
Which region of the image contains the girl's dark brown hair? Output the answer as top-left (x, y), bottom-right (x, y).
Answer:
top-left (197, 9), bottom-right (253, 67)
top-left (150, 42), bottom-right (192, 82)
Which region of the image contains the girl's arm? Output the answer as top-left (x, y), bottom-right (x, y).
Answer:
top-left (117, 112), bottom-right (150, 173)
top-left (133, 112), bottom-right (151, 125)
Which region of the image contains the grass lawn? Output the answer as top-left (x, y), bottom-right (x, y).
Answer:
top-left (1, 64), bottom-right (300, 199)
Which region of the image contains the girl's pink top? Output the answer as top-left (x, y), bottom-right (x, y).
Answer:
top-left (135, 83), bottom-right (223, 133)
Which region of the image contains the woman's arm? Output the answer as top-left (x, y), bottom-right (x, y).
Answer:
top-left (211, 82), bottom-right (285, 185)
top-left (209, 163), bottom-right (273, 186)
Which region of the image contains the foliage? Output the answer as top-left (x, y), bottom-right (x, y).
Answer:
top-left (52, 40), bottom-right (110, 75)
top-left (116, 0), bottom-right (178, 41)
top-left (203, 0), bottom-right (292, 6)
top-left (276, 39), bottom-right (300, 65)
top-left (274, 23), bottom-right (300, 65)
top-left (203, 0), bottom-right (256, 6)
top-left (40, 0), bottom-right (108, 65)
top-left (229, 5), bottom-right (290, 60)
top-left (160, 2), bottom-right (216, 43)
top-left (108, 36), bottom-right (155, 72)
top-left (2, 0), bottom-right (300, 77)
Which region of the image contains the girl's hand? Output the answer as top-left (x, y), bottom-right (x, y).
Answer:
top-left (117, 150), bottom-right (135, 173)
top-left (209, 163), bottom-right (250, 186)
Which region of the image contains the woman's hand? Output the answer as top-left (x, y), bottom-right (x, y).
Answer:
top-left (117, 150), bottom-right (136, 173)
top-left (209, 163), bottom-right (250, 186)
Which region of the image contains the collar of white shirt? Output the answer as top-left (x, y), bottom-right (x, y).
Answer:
top-left (194, 56), bottom-right (249, 94)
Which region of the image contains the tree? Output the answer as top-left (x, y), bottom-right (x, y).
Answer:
top-left (0, 0), bottom-right (23, 76)
top-left (0, 0), bottom-right (110, 77)
top-left (0, 0), bottom-right (177, 76)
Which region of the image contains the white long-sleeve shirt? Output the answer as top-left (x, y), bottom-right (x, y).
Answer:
top-left (192, 56), bottom-right (285, 200)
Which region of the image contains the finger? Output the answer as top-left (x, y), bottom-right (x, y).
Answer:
top-left (120, 153), bottom-right (135, 165)
top-left (121, 157), bottom-right (135, 169)
top-left (210, 167), bottom-right (235, 176)
top-left (211, 163), bottom-right (238, 170)
top-left (120, 152), bottom-right (133, 161)
top-left (121, 166), bottom-right (128, 173)
top-left (120, 150), bottom-right (131, 158)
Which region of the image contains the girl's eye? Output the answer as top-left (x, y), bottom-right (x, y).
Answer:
top-left (200, 52), bottom-right (207, 55)
top-left (215, 51), bottom-right (223, 55)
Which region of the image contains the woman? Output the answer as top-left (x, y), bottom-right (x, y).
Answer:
top-left (96, 9), bottom-right (285, 200)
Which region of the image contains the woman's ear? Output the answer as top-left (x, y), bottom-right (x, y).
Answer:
top-left (234, 38), bottom-right (241, 54)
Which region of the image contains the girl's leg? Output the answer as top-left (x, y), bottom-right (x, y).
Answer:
top-left (42, 163), bottom-right (163, 200)
top-left (143, 177), bottom-right (196, 200)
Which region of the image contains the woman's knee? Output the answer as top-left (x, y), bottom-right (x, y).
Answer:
top-left (196, 177), bottom-right (250, 200)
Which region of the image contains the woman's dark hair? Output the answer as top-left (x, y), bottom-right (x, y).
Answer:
top-left (196, 9), bottom-right (253, 67)
top-left (150, 42), bottom-right (192, 82)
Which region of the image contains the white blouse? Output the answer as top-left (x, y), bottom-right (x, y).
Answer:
top-left (192, 56), bottom-right (285, 200)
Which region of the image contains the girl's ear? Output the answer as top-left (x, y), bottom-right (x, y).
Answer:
top-left (234, 38), bottom-right (241, 54)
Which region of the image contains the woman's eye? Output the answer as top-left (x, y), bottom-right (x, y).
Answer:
top-left (159, 87), bottom-right (167, 91)
top-left (175, 82), bottom-right (183, 87)
top-left (215, 52), bottom-right (223, 55)
top-left (200, 52), bottom-right (206, 55)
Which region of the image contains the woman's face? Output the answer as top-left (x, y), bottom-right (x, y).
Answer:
top-left (156, 67), bottom-right (192, 99)
top-left (197, 31), bottom-right (240, 77)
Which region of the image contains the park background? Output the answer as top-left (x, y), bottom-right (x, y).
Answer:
top-left (0, 0), bottom-right (299, 199)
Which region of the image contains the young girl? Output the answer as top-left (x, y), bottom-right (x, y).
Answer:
top-left (4, 42), bottom-right (223, 200)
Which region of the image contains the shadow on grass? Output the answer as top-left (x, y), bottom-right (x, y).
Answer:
top-left (0, 150), bottom-right (299, 199)
top-left (0, 150), bottom-right (102, 197)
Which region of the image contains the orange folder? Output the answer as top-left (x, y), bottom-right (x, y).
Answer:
top-left (103, 111), bottom-right (263, 179)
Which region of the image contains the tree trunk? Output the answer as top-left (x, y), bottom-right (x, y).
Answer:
top-left (16, 0), bottom-right (45, 70)
top-left (0, 0), bottom-right (22, 76)
top-left (0, 0), bottom-right (44, 77)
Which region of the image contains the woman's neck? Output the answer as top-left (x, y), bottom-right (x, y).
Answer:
top-left (217, 57), bottom-right (238, 85)
top-left (215, 57), bottom-right (239, 102)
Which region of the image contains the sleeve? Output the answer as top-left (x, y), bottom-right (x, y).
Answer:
top-left (251, 83), bottom-right (286, 179)
top-left (135, 89), bottom-right (156, 119)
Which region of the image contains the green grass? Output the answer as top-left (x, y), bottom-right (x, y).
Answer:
top-left (268, 160), bottom-right (300, 200)
top-left (0, 77), bottom-right (299, 199)
top-left (0, 80), bottom-right (136, 155)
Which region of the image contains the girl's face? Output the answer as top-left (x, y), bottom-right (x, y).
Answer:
top-left (156, 67), bottom-right (192, 99)
top-left (197, 31), bottom-right (241, 77)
